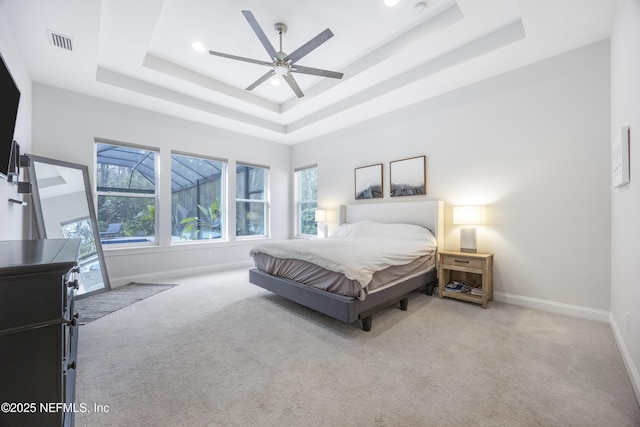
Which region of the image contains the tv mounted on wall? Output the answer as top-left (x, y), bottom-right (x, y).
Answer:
top-left (0, 52), bottom-right (21, 179)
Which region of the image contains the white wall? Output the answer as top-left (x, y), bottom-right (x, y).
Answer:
top-left (293, 40), bottom-right (611, 320)
top-left (610, 0), bottom-right (640, 403)
top-left (0, 10), bottom-right (32, 240)
top-left (31, 84), bottom-right (291, 286)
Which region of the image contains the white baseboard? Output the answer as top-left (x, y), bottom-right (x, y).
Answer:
top-left (609, 313), bottom-right (640, 406)
top-left (108, 260), bottom-right (254, 288)
top-left (493, 291), bottom-right (610, 323)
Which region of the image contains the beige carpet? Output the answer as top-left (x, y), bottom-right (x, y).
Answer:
top-left (75, 268), bottom-right (640, 426)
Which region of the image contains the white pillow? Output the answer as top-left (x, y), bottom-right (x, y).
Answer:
top-left (330, 220), bottom-right (435, 243)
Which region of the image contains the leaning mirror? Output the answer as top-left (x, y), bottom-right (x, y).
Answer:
top-left (28, 155), bottom-right (110, 297)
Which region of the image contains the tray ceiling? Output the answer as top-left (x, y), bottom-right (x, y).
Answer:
top-left (0, 0), bottom-right (617, 144)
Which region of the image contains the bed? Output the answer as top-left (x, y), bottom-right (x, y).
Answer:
top-left (249, 200), bottom-right (444, 331)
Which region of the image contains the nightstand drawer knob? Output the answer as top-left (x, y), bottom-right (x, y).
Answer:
top-left (454, 259), bottom-right (470, 263)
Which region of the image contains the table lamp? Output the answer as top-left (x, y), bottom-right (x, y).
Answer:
top-left (453, 206), bottom-right (484, 253)
top-left (315, 209), bottom-right (328, 238)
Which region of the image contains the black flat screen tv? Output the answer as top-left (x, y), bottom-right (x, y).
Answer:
top-left (0, 52), bottom-right (21, 179)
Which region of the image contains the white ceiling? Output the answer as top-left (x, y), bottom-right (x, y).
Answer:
top-left (0, 0), bottom-right (617, 145)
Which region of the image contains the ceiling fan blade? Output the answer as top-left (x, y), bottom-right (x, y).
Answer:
top-left (246, 70), bottom-right (276, 91)
top-left (284, 28), bottom-right (334, 63)
top-left (209, 50), bottom-right (272, 67)
top-left (291, 65), bottom-right (343, 79)
top-left (242, 10), bottom-right (278, 60)
top-left (283, 73), bottom-right (304, 98)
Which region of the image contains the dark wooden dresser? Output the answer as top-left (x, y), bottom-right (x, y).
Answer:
top-left (0, 239), bottom-right (81, 427)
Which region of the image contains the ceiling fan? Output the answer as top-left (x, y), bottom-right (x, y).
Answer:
top-left (208, 10), bottom-right (344, 98)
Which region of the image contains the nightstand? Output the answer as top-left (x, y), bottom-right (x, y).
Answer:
top-left (438, 251), bottom-right (494, 308)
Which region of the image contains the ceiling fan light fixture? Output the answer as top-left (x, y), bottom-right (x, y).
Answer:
top-left (273, 63), bottom-right (289, 76)
top-left (270, 78), bottom-right (281, 86)
top-left (385, 0), bottom-right (400, 7)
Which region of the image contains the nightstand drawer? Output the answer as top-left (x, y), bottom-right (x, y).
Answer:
top-left (441, 255), bottom-right (484, 269)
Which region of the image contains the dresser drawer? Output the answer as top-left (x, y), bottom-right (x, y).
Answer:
top-left (0, 264), bottom-right (78, 331)
top-left (0, 273), bottom-right (63, 330)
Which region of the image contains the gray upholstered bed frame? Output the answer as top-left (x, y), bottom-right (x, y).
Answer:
top-left (249, 200), bottom-right (444, 331)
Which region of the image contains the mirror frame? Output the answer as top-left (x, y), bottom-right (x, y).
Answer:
top-left (28, 154), bottom-right (111, 297)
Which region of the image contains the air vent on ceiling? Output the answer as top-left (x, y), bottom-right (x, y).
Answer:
top-left (47, 30), bottom-right (73, 51)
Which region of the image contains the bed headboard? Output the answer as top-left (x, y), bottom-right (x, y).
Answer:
top-left (338, 200), bottom-right (444, 246)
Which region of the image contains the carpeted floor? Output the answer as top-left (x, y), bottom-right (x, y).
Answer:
top-left (75, 282), bottom-right (178, 324)
top-left (75, 269), bottom-right (640, 426)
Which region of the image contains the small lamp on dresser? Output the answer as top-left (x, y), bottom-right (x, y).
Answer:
top-left (453, 205), bottom-right (484, 253)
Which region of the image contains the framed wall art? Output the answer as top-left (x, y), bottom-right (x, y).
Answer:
top-left (390, 155), bottom-right (426, 197)
top-left (612, 126), bottom-right (630, 188)
top-left (354, 163), bottom-right (383, 199)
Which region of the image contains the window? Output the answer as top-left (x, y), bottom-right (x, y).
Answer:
top-left (96, 142), bottom-right (157, 245)
top-left (295, 165), bottom-right (317, 236)
top-left (171, 153), bottom-right (226, 241)
top-left (236, 163), bottom-right (268, 237)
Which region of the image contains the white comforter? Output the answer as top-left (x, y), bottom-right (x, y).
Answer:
top-left (249, 221), bottom-right (437, 288)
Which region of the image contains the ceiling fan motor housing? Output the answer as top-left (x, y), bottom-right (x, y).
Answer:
top-left (274, 23), bottom-right (287, 35)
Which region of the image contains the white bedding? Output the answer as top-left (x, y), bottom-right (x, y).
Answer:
top-left (249, 221), bottom-right (437, 288)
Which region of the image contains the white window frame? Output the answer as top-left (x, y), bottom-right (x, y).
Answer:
top-left (294, 164), bottom-right (318, 237)
top-left (235, 162), bottom-right (269, 239)
top-left (170, 151), bottom-right (228, 244)
top-left (95, 140), bottom-right (159, 246)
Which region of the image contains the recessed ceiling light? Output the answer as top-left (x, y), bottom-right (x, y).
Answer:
top-left (270, 78), bottom-right (281, 86)
top-left (191, 41), bottom-right (205, 52)
top-left (385, 0), bottom-right (400, 6)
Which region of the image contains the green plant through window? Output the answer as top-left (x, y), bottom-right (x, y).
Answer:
top-left (180, 199), bottom-right (221, 240)
top-left (96, 142), bottom-right (157, 244)
top-left (171, 153), bottom-right (225, 241)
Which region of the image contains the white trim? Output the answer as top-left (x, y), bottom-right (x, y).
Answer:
top-left (103, 238), bottom-right (264, 257)
top-left (609, 313), bottom-right (640, 406)
top-left (294, 163), bottom-right (317, 172)
top-left (493, 291), bottom-right (610, 323)
top-left (107, 259), bottom-right (253, 288)
top-left (294, 166), bottom-right (318, 237)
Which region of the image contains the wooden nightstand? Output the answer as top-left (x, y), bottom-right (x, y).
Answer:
top-left (438, 251), bottom-right (494, 308)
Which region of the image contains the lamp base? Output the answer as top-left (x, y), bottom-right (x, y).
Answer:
top-left (317, 222), bottom-right (328, 238)
top-left (460, 227), bottom-right (477, 253)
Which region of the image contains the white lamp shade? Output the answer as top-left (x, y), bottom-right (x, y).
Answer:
top-left (314, 209), bottom-right (327, 222)
top-left (453, 206), bottom-right (484, 225)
